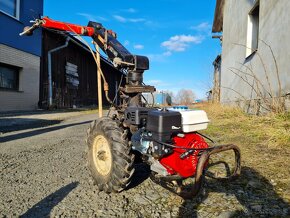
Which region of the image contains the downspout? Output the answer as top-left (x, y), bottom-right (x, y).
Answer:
top-left (47, 37), bottom-right (70, 108)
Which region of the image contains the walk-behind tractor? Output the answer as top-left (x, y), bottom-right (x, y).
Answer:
top-left (21, 17), bottom-right (241, 198)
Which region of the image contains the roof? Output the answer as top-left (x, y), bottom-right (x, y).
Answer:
top-left (43, 28), bottom-right (114, 67)
top-left (212, 0), bottom-right (225, 33)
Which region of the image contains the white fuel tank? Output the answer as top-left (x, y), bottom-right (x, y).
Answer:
top-left (168, 108), bottom-right (209, 132)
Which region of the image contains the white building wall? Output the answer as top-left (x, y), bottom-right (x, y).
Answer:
top-left (0, 44), bottom-right (40, 111)
top-left (220, 0), bottom-right (290, 110)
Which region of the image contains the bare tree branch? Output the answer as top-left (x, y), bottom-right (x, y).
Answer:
top-left (259, 39), bottom-right (282, 103)
top-left (233, 42), bottom-right (274, 98)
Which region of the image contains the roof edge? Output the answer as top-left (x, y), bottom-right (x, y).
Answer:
top-left (212, 0), bottom-right (225, 33)
top-left (43, 28), bottom-right (116, 68)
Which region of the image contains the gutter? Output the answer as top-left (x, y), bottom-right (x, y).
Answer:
top-left (47, 37), bottom-right (70, 108)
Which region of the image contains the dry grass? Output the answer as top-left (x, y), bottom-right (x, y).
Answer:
top-left (194, 103), bottom-right (290, 202)
top-left (197, 103), bottom-right (289, 148)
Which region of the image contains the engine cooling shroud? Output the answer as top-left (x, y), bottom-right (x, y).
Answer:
top-left (159, 133), bottom-right (209, 178)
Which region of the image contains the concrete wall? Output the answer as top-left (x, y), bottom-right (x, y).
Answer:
top-left (220, 0), bottom-right (290, 111)
top-left (0, 44), bottom-right (40, 111)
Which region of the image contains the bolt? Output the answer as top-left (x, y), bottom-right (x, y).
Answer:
top-left (177, 133), bottom-right (185, 138)
top-left (97, 150), bottom-right (106, 161)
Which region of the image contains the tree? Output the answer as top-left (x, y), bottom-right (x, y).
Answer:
top-left (175, 89), bottom-right (196, 105)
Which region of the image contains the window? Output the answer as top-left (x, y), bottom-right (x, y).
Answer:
top-left (246, 0), bottom-right (260, 57)
top-left (0, 0), bottom-right (20, 19)
top-left (0, 64), bottom-right (19, 90)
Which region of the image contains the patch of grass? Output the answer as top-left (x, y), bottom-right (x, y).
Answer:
top-left (198, 103), bottom-right (290, 148)
top-left (196, 103), bottom-right (290, 200)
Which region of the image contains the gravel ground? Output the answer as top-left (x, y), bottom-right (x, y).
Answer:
top-left (0, 112), bottom-right (289, 217)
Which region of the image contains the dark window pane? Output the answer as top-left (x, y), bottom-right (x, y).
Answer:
top-left (0, 0), bottom-right (16, 17)
top-left (0, 65), bottom-right (18, 90)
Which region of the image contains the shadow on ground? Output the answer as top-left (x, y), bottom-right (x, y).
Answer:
top-left (0, 118), bottom-right (62, 133)
top-left (126, 163), bottom-right (151, 190)
top-left (0, 120), bottom-right (92, 143)
top-left (20, 182), bottom-right (78, 218)
top-left (178, 166), bottom-right (290, 217)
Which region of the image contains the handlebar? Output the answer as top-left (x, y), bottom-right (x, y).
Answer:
top-left (19, 24), bottom-right (38, 36)
top-left (19, 19), bottom-right (43, 36)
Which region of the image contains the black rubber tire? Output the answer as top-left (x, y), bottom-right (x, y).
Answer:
top-left (87, 117), bottom-right (135, 193)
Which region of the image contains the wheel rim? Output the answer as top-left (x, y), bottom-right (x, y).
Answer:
top-left (92, 135), bottom-right (112, 176)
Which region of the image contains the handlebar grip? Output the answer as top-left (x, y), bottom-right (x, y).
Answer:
top-left (19, 25), bottom-right (38, 36)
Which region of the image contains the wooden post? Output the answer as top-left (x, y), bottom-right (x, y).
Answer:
top-left (96, 45), bottom-right (103, 117)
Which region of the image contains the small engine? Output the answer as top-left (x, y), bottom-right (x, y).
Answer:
top-left (127, 107), bottom-right (210, 178)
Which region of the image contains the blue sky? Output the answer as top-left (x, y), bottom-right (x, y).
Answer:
top-left (44, 0), bottom-right (221, 99)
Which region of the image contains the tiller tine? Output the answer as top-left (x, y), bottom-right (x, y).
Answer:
top-left (150, 144), bottom-right (241, 199)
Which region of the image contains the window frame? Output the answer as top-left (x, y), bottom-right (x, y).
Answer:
top-left (0, 63), bottom-right (20, 91)
top-left (0, 0), bottom-right (20, 20)
top-left (246, 0), bottom-right (260, 58)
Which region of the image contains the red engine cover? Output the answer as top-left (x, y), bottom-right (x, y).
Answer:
top-left (159, 133), bottom-right (208, 178)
